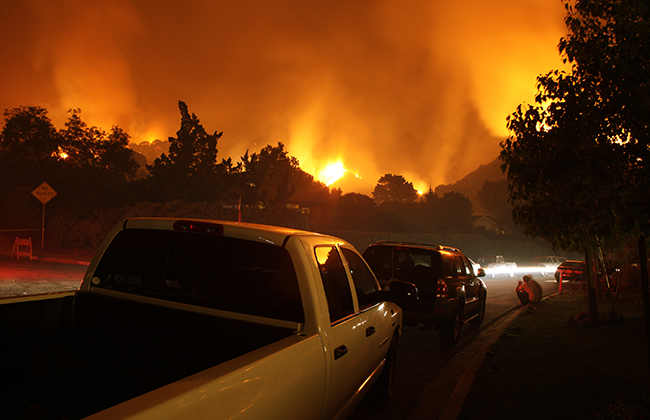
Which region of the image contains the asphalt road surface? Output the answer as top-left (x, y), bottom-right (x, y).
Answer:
top-left (0, 258), bottom-right (581, 419)
top-left (0, 258), bottom-right (87, 298)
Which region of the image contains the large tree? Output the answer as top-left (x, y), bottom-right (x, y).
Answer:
top-left (501, 0), bottom-right (650, 324)
top-left (372, 174), bottom-right (418, 206)
top-left (420, 190), bottom-right (474, 233)
top-left (0, 106), bottom-right (140, 235)
top-left (0, 106), bottom-right (61, 188)
top-left (239, 142), bottom-right (320, 206)
top-left (330, 192), bottom-right (379, 231)
top-left (476, 180), bottom-right (513, 226)
top-left (59, 109), bottom-right (138, 184)
top-left (148, 101), bottom-right (223, 201)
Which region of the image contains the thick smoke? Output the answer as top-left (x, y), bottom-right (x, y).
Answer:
top-left (0, 0), bottom-right (566, 191)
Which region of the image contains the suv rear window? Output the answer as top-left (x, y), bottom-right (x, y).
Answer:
top-left (91, 229), bottom-right (304, 323)
top-left (363, 246), bottom-right (444, 284)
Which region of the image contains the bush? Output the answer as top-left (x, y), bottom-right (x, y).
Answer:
top-left (46, 201), bottom-right (310, 253)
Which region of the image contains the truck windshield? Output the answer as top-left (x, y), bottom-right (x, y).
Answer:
top-left (90, 229), bottom-right (304, 323)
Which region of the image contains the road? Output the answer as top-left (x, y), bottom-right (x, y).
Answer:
top-left (0, 258), bottom-right (582, 419)
top-left (0, 258), bottom-right (87, 298)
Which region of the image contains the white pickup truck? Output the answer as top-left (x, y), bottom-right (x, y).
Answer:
top-left (476, 255), bottom-right (518, 278)
top-left (1, 218), bottom-right (406, 420)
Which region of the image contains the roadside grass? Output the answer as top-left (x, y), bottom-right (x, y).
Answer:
top-left (460, 291), bottom-right (650, 420)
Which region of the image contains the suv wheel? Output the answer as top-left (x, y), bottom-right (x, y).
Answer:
top-left (439, 307), bottom-right (462, 347)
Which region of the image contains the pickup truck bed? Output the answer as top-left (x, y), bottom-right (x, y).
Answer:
top-left (2, 292), bottom-right (294, 420)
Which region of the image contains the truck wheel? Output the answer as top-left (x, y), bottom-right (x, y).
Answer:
top-left (469, 293), bottom-right (486, 326)
top-left (369, 334), bottom-right (398, 404)
top-left (439, 308), bottom-right (462, 347)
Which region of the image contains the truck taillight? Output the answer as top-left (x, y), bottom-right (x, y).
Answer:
top-left (173, 220), bottom-right (224, 235)
top-left (436, 278), bottom-right (449, 298)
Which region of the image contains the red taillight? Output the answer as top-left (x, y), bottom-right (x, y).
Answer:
top-left (436, 278), bottom-right (449, 298)
top-left (173, 220), bottom-right (224, 235)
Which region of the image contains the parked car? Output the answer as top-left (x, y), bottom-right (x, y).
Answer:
top-left (476, 255), bottom-right (517, 277)
top-left (531, 256), bottom-right (566, 277)
top-left (362, 241), bottom-right (487, 347)
top-left (554, 260), bottom-right (586, 283)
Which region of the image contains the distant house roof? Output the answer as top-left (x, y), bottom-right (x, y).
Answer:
top-left (473, 215), bottom-right (497, 228)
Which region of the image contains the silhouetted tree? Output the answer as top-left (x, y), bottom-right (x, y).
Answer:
top-left (502, 0), bottom-right (650, 324)
top-left (59, 109), bottom-right (138, 183)
top-left (240, 142), bottom-right (317, 206)
top-left (331, 192), bottom-right (378, 231)
top-left (148, 101), bottom-right (223, 201)
top-left (0, 105), bottom-right (141, 243)
top-left (421, 190), bottom-right (474, 233)
top-left (477, 180), bottom-right (513, 225)
top-left (372, 174), bottom-right (417, 206)
top-left (0, 106), bottom-right (62, 228)
top-left (0, 106), bottom-right (61, 188)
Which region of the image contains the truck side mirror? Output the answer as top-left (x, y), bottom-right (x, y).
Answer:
top-left (477, 268), bottom-right (486, 277)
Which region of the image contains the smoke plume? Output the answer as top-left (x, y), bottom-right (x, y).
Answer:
top-left (0, 0), bottom-right (566, 191)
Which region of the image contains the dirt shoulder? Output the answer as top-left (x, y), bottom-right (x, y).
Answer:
top-left (459, 291), bottom-right (650, 420)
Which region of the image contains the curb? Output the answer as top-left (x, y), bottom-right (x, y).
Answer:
top-left (36, 256), bottom-right (90, 266)
top-left (437, 307), bottom-right (526, 419)
top-left (437, 292), bottom-right (561, 419)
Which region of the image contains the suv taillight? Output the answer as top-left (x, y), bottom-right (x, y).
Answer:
top-left (436, 278), bottom-right (449, 298)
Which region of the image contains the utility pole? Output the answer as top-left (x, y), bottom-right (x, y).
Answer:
top-left (585, 247), bottom-right (599, 322)
top-left (638, 234), bottom-right (650, 368)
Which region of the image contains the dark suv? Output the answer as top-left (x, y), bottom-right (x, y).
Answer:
top-left (363, 241), bottom-right (487, 347)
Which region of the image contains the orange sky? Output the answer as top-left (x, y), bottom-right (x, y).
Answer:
top-left (1, 0), bottom-right (567, 192)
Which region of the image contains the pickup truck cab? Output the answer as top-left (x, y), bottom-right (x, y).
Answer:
top-left (476, 255), bottom-right (517, 278)
top-left (531, 255), bottom-right (566, 277)
top-left (1, 218), bottom-right (405, 420)
top-left (362, 241), bottom-right (487, 347)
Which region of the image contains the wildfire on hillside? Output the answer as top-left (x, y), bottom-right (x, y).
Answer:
top-left (0, 0), bottom-right (567, 192)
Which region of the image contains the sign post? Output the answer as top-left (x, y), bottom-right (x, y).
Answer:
top-left (222, 197), bottom-right (242, 222)
top-left (31, 182), bottom-right (57, 249)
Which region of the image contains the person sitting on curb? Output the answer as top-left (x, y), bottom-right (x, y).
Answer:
top-left (516, 274), bottom-right (541, 305)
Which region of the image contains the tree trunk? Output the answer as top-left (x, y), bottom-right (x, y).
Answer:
top-left (585, 247), bottom-right (599, 322)
top-left (637, 234), bottom-right (650, 368)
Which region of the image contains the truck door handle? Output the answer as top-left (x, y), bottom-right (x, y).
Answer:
top-left (335, 345), bottom-right (348, 360)
top-left (366, 326), bottom-right (376, 337)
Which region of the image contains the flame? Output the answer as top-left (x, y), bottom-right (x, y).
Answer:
top-left (318, 161), bottom-right (347, 186)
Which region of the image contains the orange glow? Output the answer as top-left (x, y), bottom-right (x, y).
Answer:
top-left (0, 1), bottom-right (569, 195)
top-left (54, 147), bottom-right (69, 160)
top-left (318, 161), bottom-right (347, 186)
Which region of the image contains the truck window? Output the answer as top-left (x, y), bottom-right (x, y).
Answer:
top-left (461, 256), bottom-right (475, 276)
top-left (442, 254), bottom-right (455, 277)
top-left (455, 256), bottom-right (472, 277)
top-left (341, 248), bottom-right (380, 310)
top-left (315, 246), bottom-right (354, 324)
top-left (91, 229), bottom-right (304, 323)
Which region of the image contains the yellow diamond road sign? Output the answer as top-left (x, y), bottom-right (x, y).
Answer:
top-left (32, 182), bottom-right (57, 205)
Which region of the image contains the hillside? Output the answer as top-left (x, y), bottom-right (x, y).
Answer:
top-left (434, 157), bottom-right (506, 215)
